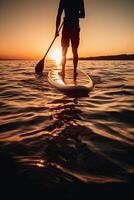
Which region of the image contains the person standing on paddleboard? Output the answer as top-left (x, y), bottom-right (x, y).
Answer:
top-left (55, 0), bottom-right (85, 79)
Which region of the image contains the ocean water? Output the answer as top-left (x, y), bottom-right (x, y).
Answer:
top-left (0, 60), bottom-right (134, 199)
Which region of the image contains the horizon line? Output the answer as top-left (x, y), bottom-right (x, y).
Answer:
top-left (0, 53), bottom-right (134, 61)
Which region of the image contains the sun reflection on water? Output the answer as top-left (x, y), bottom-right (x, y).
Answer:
top-left (50, 48), bottom-right (62, 65)
top-left (37, 160), bottom-right (45, 168)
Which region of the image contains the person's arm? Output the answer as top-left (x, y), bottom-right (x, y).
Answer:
top-left (79, 0), bottom-right (85, 18)
top-left (55, 0), bottom-right (64, 36)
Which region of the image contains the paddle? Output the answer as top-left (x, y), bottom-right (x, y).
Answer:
top-left (35, 22), bottom-right (63, 74)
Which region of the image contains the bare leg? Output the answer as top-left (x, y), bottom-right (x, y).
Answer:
top-left (72, 48), bottom-right (78, 79)
top-left (61, 47), bottom-right (68, 77)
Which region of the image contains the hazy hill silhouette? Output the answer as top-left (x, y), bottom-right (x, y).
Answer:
top-left (78, 54), bottom-right (134, 60)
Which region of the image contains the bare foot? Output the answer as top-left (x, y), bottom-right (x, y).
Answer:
top-left (73, 72), bottom-right (78, 81)
top-left (59, 71), bottom-right (65, 80)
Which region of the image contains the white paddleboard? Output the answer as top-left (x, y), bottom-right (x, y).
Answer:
top-left (48, 68), bottom-right (93, 93)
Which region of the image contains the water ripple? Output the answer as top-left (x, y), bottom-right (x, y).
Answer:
top-left (0, 60), bottom-right (134, 193)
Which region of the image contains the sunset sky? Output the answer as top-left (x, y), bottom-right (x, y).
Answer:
top-left (0, 0), bottom-right (134, 59)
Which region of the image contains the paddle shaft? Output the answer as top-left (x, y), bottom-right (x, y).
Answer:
top-left (43, 22), bottom-right (63, 60)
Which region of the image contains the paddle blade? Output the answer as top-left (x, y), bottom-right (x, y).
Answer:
top-left (35, 58), bottom-right (44, 74)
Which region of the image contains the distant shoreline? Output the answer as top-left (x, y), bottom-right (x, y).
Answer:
top-left (0, 54), bottom-right (134, 61)
top-left (70, 54), bottom-right (134, 61)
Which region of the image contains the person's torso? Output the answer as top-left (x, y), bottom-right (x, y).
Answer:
top-left (62, 0), bottom-right (82, 27)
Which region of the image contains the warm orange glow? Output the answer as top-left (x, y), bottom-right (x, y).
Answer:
top-left (0, 1), bottom-right (134, 59)
top-left (50, 48), bottom-right (62, 64)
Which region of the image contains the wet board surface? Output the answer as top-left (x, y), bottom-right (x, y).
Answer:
top-left (48, 68), bottom-right (93, 93)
